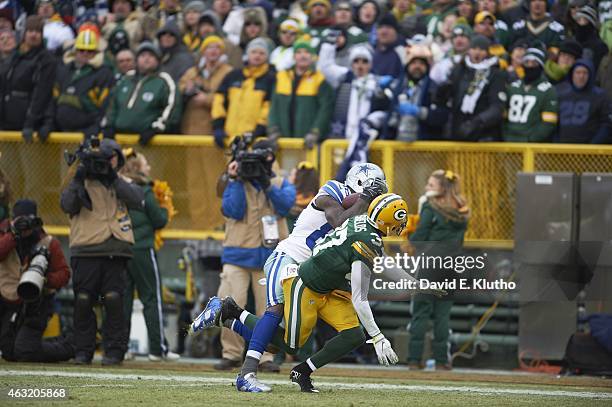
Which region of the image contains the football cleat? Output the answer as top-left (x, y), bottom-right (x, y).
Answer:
top-left (290, 369), bottom-right (319, 393)
top-left (188, 296), bottom-right (222, 335)
top-left (235, 373), bottom-right (272, 393)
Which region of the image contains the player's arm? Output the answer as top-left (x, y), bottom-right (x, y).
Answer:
top-left (316, 195), bottom-right (368, 228)
top-left (350, 260), bottom-right (399, 366)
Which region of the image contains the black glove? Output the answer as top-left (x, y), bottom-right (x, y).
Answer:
top-left (457, 118), bottom-right (481, 140)
top-left (360, 178), bottom-right (388, 203)
top-left (139, 128), bottom-right (156, 146)
top-left (38, 126), bottom-right (52, 143)
top-left (22, 128), bottom-right (34, 143)
top-left (304, 133), bottom-right (318, 150)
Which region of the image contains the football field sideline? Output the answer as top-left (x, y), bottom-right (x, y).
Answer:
top-left (1, 369), bottom-right (611, 400)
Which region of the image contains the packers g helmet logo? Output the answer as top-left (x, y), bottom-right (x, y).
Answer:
top-left (394, 209), bottom-right (407, 221)
top-left (367, 193), bottom-right (409, 236)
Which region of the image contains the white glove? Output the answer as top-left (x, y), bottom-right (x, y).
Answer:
top-left (366, 334), bottom-right (398, 366)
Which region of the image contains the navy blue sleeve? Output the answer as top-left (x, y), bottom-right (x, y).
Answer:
top-left (222, 181), bottom-right (246, 220)
top-left (267, 178), bottom-right (296, 218)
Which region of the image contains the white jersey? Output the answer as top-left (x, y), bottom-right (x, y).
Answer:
top-left (276, 180), bottom-right (352, 263)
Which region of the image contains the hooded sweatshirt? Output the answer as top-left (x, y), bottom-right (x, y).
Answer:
top-left (157, 20), bottom-right (195, 83)
top-left (556, 58), bottom-right (611, 143)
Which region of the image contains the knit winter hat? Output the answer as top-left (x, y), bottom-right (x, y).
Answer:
top-left (201, 35), bottom-right (225, 51)
top-left (279, 18), bottom-right (300, 33)
top-left (293, 36), bottom-right (316, 54)
top-left (184, 0), bottom-right (206, 14)
top-left (378, 13), bottom-right (399, 31)
top-left (575, 5), bottom-right (599, 29)
top-left (334, 0), bottom-right (352, 11)
top-left (558, 38), bottom-right (583, 58)
top-left (137, 41), bottom-right (161, 60)
top-left (469, 34), bottom-right (491, 51)
top-left (349, 45), bottom-right (372, 63)
top-left (246, 37), bottom-right (271, 56)
top-left (452, 23), bottom-right (472, 38)
top-left (522, 47), bottom-right (546, 67)
top-left (474, 11), bottom-right (496, 25)
top-left (306, 0), bottom-right (332, 13)
top-left (13, 199), bottom-right (37, 218)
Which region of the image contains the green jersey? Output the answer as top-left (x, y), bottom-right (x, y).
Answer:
top-left (502, 76), bottom-right (559, 142)
top-left (298, 215), bottom-right (384, 294)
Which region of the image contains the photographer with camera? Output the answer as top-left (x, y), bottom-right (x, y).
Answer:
top-left (0, 200), bottom-right (73, 362)
top-left (60, 138), bottom-right (144, 366)
top-left (214, 138), bottom-right (295, 371)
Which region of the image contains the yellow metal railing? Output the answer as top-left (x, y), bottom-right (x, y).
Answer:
top-left (3, 131), bottom-right (612, 247)
top-left (319, 140), bottom-right (612, 247)
top-left (0, 131), bottom-right (316, 240)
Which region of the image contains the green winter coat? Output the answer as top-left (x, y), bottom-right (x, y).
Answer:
top-left (410, 201), bottom-right (468, 243)
top-left (268, 68), bottom-right (334, 139)
top-left (129, 183), bottom-right (168, 250)
top-left (106, 69), bottom-right (182, 134)
top-left (502, 75), bottom-right (559, 142)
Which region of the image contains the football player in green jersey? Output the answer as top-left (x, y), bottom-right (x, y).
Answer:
top-left (193, 193), bottom-right (429, 392)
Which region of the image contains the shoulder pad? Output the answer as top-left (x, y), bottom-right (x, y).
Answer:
top-left (549, 21), bottom-right (565, 32)
top-left (319, 180), bottom-right (350, 204)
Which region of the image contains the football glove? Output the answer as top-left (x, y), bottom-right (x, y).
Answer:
top-left (367, 333), bottom-right (398, 366)
top-left (359, 178), bottom-right (388, 203)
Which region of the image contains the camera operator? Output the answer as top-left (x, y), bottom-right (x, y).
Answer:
top-left (215, 138), bottom-right (296, 371)
top-left (0, 200), bottom-right (73, 362)
top-left (60, 138), bottom-right (144, 366)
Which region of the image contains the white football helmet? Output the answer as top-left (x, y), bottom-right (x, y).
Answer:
top-left (345, 163), bottom-right (387, 193)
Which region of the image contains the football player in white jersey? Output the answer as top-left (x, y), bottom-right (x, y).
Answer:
top-left (191, 163), bottom-right (387, 392)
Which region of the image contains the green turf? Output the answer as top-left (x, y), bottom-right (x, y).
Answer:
top-left (0, 365), bottom-right (610, 407)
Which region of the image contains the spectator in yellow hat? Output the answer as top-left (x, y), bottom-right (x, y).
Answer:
top-left (181, 35), bottom-right (233, 135)
top-left (270, 18), bottom-right (300, 71)
top-left (47, 28), bottom-right (114, 140)
top-left (304, 0), bottom-right (334, 48)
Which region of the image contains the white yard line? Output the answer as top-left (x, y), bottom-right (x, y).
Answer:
top-left (0, 369), bottom-right (610, 400)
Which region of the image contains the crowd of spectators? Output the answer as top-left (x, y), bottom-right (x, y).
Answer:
top-left (0, 0), bottom-right (610, 150)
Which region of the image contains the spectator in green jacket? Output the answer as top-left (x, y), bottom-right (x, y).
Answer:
top-left (267, 37), bottom-right (334, 149)
top-left (408, 169), bottom-right (470, 371)
top-left (104, 41), bottom-right (182, 146)
top-left (119, 149), bottom-right (180, 362)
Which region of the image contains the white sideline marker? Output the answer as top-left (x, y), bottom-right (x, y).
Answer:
top-left (0, 369), bottom-right (611, 400)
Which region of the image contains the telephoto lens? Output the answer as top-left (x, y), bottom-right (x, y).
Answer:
top-left (17, 250), bottom-right (49, 301)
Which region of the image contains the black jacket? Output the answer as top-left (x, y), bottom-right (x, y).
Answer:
top-left (51, 59), bottom-right (115, 135)
top-left (444, 57), bottom-right (508, 141)
top-left (556, 59), bottom-right (611, 143)
top-left (0, 45), bottom-right (56, 130)
top-left (575, 25), bottom-right (609, 75)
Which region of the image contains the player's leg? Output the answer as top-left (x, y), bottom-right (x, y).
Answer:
top-left (291, 289), bottom-right (364, 392)
top-left (239, 252), bottom-right (291, 380)
top-left (408, 294), bottom-right (434, 367)
top-left (194, 294), bottom-right (294, 356)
